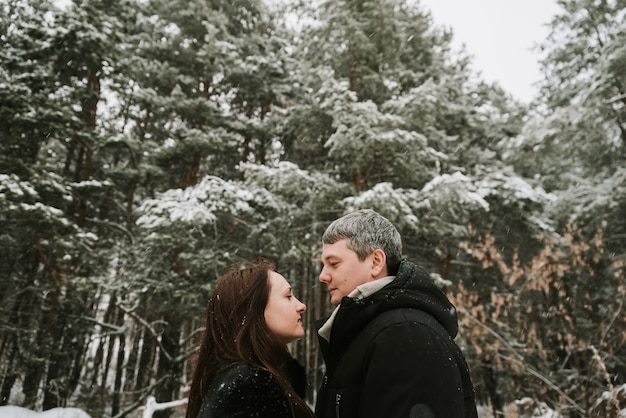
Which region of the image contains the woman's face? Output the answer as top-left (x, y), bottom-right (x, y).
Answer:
top-left (264, 271), bottom-right (307, 345)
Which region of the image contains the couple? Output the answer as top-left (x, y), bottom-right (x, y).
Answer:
top-left (186, 209), bottom-right (478, 418)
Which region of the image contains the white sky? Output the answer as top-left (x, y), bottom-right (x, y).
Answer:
top-left (420, 0), bottom-right (561, 103)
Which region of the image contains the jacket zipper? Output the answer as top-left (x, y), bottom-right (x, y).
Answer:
top-left (335, 392), bottom-right (342, 418)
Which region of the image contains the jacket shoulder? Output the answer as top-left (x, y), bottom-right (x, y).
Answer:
top-left (367, 308), bottom-right (450, 338)
top-left (196, 364), bottom-right (291, 418)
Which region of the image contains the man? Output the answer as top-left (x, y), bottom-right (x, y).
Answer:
top-left (315, 209), bottom-right (478, 418)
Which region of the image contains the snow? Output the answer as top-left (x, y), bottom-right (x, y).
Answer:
top-left (0, 406), bottom-right (91, 418)
top-left (514, 398), bottom-right (563, 417)
top-left (422, 172), bottom-right (491, 211)
top-left (0, 174), bottom-right (38, 198)
top-left (140, 396), bottom-right (188, 418)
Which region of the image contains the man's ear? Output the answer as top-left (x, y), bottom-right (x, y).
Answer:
top-left (371, 249), bottom-right (388, 278)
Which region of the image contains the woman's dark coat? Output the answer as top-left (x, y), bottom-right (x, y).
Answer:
top-left (315, 260), bottom-right (478, 418)
top-left (196, 360), bottom-right (307, 418)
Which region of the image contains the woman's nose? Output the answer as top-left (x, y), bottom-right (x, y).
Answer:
top-left (297, 299), bottom-right (306, 312)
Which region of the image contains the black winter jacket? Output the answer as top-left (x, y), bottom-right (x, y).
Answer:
top-left (196, 359), bottom-right (308, 418)
top-left (315, 260), bottom-right (478, 418)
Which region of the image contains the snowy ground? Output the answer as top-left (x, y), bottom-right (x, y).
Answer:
top-left (0, 406), bottom-right (91, 418)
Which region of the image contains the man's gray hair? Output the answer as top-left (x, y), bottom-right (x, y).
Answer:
top-left (322, 209), bottom-right (402, 275)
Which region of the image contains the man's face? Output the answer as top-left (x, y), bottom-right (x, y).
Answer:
top-left (319, 238), bottom-right (376, 305)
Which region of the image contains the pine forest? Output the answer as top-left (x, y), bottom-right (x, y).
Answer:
top-left (1, 0), bottom-right (625, 417)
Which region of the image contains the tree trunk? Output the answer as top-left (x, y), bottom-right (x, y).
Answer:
top-left (153, 322), bottom-right (182, 418)
top-left (112, 307), bottom-right (126, 416)
top-left (0, 340), bottom-right (18, 405)
top-left (102, 297), bottom-right (119, 389)
top-left (76, 65), bottom-right (100, 227)
top-left (136, 328), bottom-right (156, 392)
top-left (181, 154), bottom-right (201, 189)
top-left (484, 356), bottom-right (505, 417)
top-left (124, 327), bottom-right (141, 394)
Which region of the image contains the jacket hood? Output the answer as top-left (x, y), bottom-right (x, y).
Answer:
top-left (381, 259), bottom-right (459, 337)
top-left (317, 260), bottom-right (459, 366)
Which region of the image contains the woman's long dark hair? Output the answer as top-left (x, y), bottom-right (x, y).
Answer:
top-left (186, 260), bottom-right (314, 418)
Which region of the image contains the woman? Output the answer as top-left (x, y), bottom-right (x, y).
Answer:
top-left (186, 260), bottom-right (315, 418)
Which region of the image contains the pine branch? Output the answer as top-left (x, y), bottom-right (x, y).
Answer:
top-left (458, 308), bottom-right (587, 416)
top-left (117, 303), bottom-right (174, 362)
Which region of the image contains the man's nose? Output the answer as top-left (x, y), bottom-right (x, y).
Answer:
top-left (319, 266), bottom-right (330, 283)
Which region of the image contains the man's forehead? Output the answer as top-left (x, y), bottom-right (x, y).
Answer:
top-left (321, 240), bottom-right (351, 259)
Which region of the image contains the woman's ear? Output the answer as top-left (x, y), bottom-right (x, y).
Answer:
top-left (371, 248), bottom-right (388, 278)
